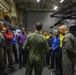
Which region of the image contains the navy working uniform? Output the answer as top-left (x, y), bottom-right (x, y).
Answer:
top-left (46, 37), bottom-right (53, 65)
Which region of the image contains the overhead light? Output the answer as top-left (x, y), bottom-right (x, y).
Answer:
top-left (60, 0), bottom-right (64, 3)
top-left (37, 0), bottom-right (40, 2)
top-left (54, 6), bottom-right (58, 10)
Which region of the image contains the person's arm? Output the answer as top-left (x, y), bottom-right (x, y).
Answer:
top-left (10, 32), bottom-right (13, 40)
top-left (17, 35), bottom-right (20, 44)
top-left (54, 40), bottom-right (60, 50)
top-left (44, 39), bottom-right (49, 53)
top-left (22, 36), bottom-right (29, 50)
top-left (64, 35), bottom-right (76, 54)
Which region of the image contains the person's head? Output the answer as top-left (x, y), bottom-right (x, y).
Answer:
top-left (36, 22), bottom-right (42, 31)
top-left (44, 31), bottom-right (47, 36)
top-left (0, 21), bottom-right (4, 31)
top-left (6, 26), bottom-right (9, 32)
top-left (61, 25), bottom-right (69, 34)
top-left (22, 28), bottom-right (26, 34)
top-left (22, 28), bottom-right (25, 31)
top-left (49, 32), bottom-right (53, 38)
top-left (58, 26), bottom-right (64, 34)
top-left (54, 30), bottom-right (59, 36)
top-left (2, 27), bottom-right (6, 34)
top-left (28, 30), bottom-right (32, 34)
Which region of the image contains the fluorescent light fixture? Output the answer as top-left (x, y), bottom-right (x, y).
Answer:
top-left (54, 6), bottom-right (58, 10)
top-left (60, 0), bottom-right (64, 3)
top-left (37, 0), bottom-right (40, 2)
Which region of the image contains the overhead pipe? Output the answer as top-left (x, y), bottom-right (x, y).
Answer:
top-left (0, 6), bottom-right (4, 11)
top-left (0, 2), bottom-right (11, 12)
top-left (50, 15), bottom-right (76, 19)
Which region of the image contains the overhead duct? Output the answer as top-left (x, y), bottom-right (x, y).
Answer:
top-left (0, 19), bottom-right (12, 27)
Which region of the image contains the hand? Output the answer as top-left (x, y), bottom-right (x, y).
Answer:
top-left (49, 47), bottom-right (51, 50)
top-left (9, 36), bottom-right (11, 38)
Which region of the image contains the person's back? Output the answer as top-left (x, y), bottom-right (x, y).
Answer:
top-left (27, 31), bottom-right (48, 62)
top-left (23, 22), bottom-right (49, 75)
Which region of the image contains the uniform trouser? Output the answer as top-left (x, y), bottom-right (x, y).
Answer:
top-left (19, 44), bottom-right (28, 66)
top-left (58, 47), bottom-right (62, 72)
top-left (4, 45), bottom-right (6, 65)
top-left (12, 44), bottom-right (18, 63)
top-left (0, 68), bottom-right (5, 75)
top-left (46, 50), bottom-right (52, 65)
top-left (51, 50), bottom-right (59, 70)
top-left (6, 44), bottom-right (13, 66)
top-left (26, 59), bottom-right (44, 75)
top-left (0, 57), bottom-right (5, 75)
top-left (62, 52), bottom-right (75, 75)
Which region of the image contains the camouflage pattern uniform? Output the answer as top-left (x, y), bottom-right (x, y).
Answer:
top-left (0, 32), bottom-right (5, 75)
top-left (5, 31), bottom-right (13, 67)
top-left (6, 44), bottom-right (13, 66)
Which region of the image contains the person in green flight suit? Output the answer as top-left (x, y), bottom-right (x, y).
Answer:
top-left (0, 21), bottom-right (5, 75)
top-left (23, 22), bottom-right (49, 75)
top-left (61, 25), bottom-right (76, 75)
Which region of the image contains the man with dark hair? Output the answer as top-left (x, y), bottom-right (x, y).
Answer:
top-left (23, 22), bottom-right (49, 75)
top-left (35, 22), bottom-right (42, 30)
top-left (17, 28), bottom-right (27, 68)
top-left (44, 31), bottom-right (49, 39)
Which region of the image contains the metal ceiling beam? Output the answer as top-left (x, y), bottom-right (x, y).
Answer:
top-left (17, 6), bottom-right (55, 12)
top-left (40, 0), bottom-right (44, 8)
top-left (26, 9), bottom-right (54, 12)
top-left (51, 13), bottom-right (76, 18)
top-left (43, 0), bottom-right (52, 8)
top-left (50, 15), bottom-right (76, 19)
top-left (54, 13), bottom-right (76, 25)
top-left (50, 2), bottom-right (76, 17)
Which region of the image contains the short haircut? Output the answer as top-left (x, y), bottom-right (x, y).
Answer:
top-left (28, 30), bottom-right (32, 31)
top-left (0, 21), bottom-right (4, 25)
top-left (49, 32), bottom-right (53, 34)
top-left (44, 31), bottom-right (47, 32)
top-left (36, 22), bottom-right (42, 31)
